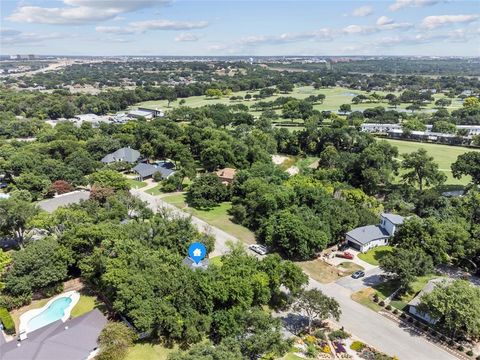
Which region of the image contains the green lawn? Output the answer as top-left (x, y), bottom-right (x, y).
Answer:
top-left (162, 193), bottom-right (256, 244)
top-left (126, 178), bottom-right (148, 189)
top-left (281, 353), bottom-right (305, 360)
top-left (125, 342), bottom-right (177, 360)
top-left (209, 256), bottom-right (223, 267)
top-left (145, 184), bottom-right (163, 196)
top-left (136, 86), bottom-right (461, 115)
top-left (384, 138), bottom-right (479, 185)
top-left (358, 246), bottom-right (394, 266)
top-left (71, 294), bottom-right (102, 318)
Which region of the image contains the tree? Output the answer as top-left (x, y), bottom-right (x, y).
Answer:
top-left (277, 81), bottom-right (293, 93)
top-left (401, 149), bottom-right (446, 191)
top-left (339, 104), bottom-right (351, 114)
top-left (452, 152), bottom-right (480, 185)
top-left (15, 172), bottom-right (51, 200)
top-left (186, 174), bottom-right (229, 208)
top-left (4, 237), bottom-right (73, 296)
top-left (406, 103), bottom-right (421, 113)
top-left (379, 247), bottom-right (434, 292)
top-left (463, 97), bottom-right (480, 108)
top-left (431, 120), bottom-right (456, 134)
top-left (205, 89), bottom-right (223, 99)
top-left (260, 207), bottom-right (329, 260)
top-left (49, 180), bottom-right (73, 195)
top-left (88, 169), bottom-right (129, 191)
top-left (0, 196), bottom-right (39, 247)
top-left (434, 98), bottom-right (452, 108)
top-left (419, 280), bottom-right (480, 339)
top-left (97, 322), bottom-right (136, 360)
top-left (292, 289), bottom-right (341, 333)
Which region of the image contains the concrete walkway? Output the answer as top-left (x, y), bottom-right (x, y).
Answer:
top-left (132, 188), bottom-right (455, 360)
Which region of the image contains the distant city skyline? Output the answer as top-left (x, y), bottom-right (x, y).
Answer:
top-left (1, 0), bottom-right (479, 56)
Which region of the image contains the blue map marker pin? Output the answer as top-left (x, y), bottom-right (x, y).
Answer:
top-left (188, 242), bottom-right (207, 265)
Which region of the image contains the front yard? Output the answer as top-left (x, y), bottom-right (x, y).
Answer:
top-left (126, 178), bottom-right (147, 189)
top-left (357, 246), bottom-right (393, 266)
top-left (162, 193), bottom-right (256, 244)
top-left (352, 274), bottom-right (438, 312)
top-left (298, 259), bottom-right (364, 284)
top-left (125, 342), bottom-right (177, 360)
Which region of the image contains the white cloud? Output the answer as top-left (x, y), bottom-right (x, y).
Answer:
top-left (421, 14), bottom-right (479, 29)
top-left (237, 28), bottom-right (334, 46)
top-left (1, 28), bottom-right (63, 45)
top-left (376, 16), bottom-right (394, 26)
top-left (342, 25), bottom-right (377, 34)
top-left (175, 33), bottom-right (200, 42)
top-left (352, 5), bottom-right (374, 17)
top-left (389, 0), bottom-right (440, 11)
top-left (8, 0), bottom-right (168, 25)
top-left (96, 19), bottom-right (209, 34)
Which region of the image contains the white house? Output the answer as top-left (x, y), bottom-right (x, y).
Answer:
top-left (345, 213), bottom-right (405, 253)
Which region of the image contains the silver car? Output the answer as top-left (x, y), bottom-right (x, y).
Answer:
top-left (249, 244), bottom-right (268, 255)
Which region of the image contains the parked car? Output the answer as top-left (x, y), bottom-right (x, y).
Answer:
top-left (336, 251), bottom-right (354, 260)
top-left (351, 270), bottom-right (365, 279)
top-left (0, 183), bottom-right (7, 189)
top-left (249, 244), bottom-right (268, 255)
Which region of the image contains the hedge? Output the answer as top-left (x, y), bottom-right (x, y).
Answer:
top-left (0, 307), bottom-right (15, 335)
top-left (350, 341), bottom-right (366, 351)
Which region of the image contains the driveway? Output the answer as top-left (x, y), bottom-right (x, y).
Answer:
top-left (132, 188), bottom-right (455, 360)
top-left (336, 267), bottom-right (385, 292)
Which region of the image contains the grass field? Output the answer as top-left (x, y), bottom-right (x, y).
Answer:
top-left (135, 86), bottom-right (461, 114)
top-left (126, 178), bottom-right (148, 189)
top-left (384, 138), bottom-right (479, 185)
top-left (357, 246), bottom-right (394, 266)
top-left (162, 193), bottom-right (256, 244)
top-left (125, 342), bottom-right (177, 360)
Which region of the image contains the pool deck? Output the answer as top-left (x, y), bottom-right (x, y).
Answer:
top-left (19, 291), bottom-right (80, 335)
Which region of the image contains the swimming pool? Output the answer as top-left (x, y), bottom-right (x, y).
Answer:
top-left (19, 291), bottom-right (80, 335)
top-left (27, 297), bottom-right (73, 332)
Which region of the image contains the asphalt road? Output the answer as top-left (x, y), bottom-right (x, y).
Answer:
top-left (336, 267), bottom-right (386, 292)
top-left (132, 189), bottom-right (455, 360)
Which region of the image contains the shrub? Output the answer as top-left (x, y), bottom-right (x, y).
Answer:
top-left (304, 335), bottom-right (316, 346)
top-left (313, 329), bottom-right (326, 340)
top-left (321, 345), bottom-right (331, 354)
top-left (393, 309), bottom-right (399, 315)
top-left (457, 345), bottom-right (464, 352)
top-left (0, 307), bottom-right (15, 335)
top-left (350, 341), bottom-right (365, 352)
top-left (328, 329), bottom-right (350, 340)
top-left (385, 304), bottom-right (392, 310)
top-left (465, 350), bottom-right (473, 356)
top-left (448, 340), bottom-right (455, 346)
top-left (306, 344), bottom-right (318, 358)
top-left (475, 354), bottom-right (479, 360)
top-left (440, 335), bottom-right (446, 342)
top-left (407, 317), bottom-right (413, 323)
top-left (400, 313), bottom-right (406, 319)
top-left (379, 300), bottom-right (385, 307)
top-left (372, 293), bottom-right (379, 303)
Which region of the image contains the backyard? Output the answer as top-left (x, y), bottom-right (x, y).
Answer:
top-left (125, 342), bottom-right (177, 360)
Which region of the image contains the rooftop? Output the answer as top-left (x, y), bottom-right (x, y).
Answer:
top-left (346, 225), bottom-right (390, 245)
top-left (0, 309), bottom-right (107, 360)
top-left (132, 161), bottom-right (175, 179)
top-left (38, 190), bottom-right (90, 213)
top-left (408, 278), bottom-right (453, 307)
top-left (381, 212), bottom-right (405, 225)
top-left (216, 167), bottom-right (236, 180)
top-left (101, 147), bottom-right (141, 164)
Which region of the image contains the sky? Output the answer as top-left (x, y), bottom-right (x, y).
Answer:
top-left (1, 0), bottom-right (479, 56)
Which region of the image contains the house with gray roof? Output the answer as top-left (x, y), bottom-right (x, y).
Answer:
top-left (132, 161), bottom-right (175, 181)
top-left (38, 190), bottom-right (90, 213)
top-left (408, 278), bottom-right (452, 324)
top-left (346, 213), bottom-right (405, 252)
top-left (101, 147), bottom-right (141, 164)
top-left (0, 309), bottom-right (107, 360)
